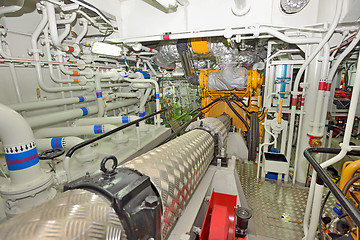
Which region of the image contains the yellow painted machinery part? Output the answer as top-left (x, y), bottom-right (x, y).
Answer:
top-left (190, 38), bottom-right (209, 55)
top-left (339, 160), bottom-right (360, 191)
top-left (338, 160), bottom-right (360, 240)
top-left (200, 69), bottom-right (263, 135)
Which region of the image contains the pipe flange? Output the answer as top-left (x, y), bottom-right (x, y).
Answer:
top-left (84, 68), bottom-right (94, 79)
top-left (0, 171), bottom-right (53, 200)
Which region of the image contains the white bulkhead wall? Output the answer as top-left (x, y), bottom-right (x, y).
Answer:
top-left (85, 0), bottom-right (355, 41)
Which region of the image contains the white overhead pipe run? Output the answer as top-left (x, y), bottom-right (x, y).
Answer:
top-left (45, 2), bottom-right (61, 48)
top-left (288, 0), bottom-right (343, 183)
top-left (59, 23), bottom-right (71, 43)
top-left (292, 0), bottom-right (342, 97)
top-left (94, 70), bottom-right (120, 117)
top-left (57, 12), bottom-right (76, 25)
top-left (123, 25), bottom-right (322, 44)
top-left (9, 95), bottom-right (96, 111)
top-left (124, 74), bottom-right (161, 125)
top-left (75, 20), bottom-right (88, 44)
top-left (58, 54), bottom-right (94, 78)
top-left (0, 37), bottom-right (22, 103)
top-left (31, 5), bottom-right (89, 92)
top-left (34, 124), bottom-right (118, 138)
top-left (125, 56), bottom-right (158, 77)
top-left (25, 98), bottom-right (139, 128)
top-left (0, 0), bottom-right (24, 16)
top-left (304, 52), bottom-right (360, 239)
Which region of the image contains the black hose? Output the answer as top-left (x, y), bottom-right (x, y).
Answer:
top-left (303, 148), bottom-right (360, 227)
top-left (224, 98), bottom-right (250, 130)
top-left (158, 111), bottom-right (203, 146)
top-left (66, 108), bottom-right (167, 158)
top-left (230, 92), bottom-right (249, 108)
top-left (190, 97), bottom-right (223, 115)
top-left (229, 99), bottom-right (251, 117)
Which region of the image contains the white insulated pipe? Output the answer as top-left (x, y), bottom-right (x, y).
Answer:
top-left (124, 26), bottom-right (322, 44)
top-left (59, 57), bottom-right (94, 78)
top-left (34, 124), bottom-right (117, 138)
top-left (0, 104), bottom-right (42, 185)
top-left (32, 5), bottom-right (88, 92)
top-left (94, 71), bottom-right (119, 117)
top-left (58, 23), bottom-right (71, 44)
top-left (306, 182), bottom-right (325, 240)
top-left (26, 105), bottom-right (97, 128)
top-left (0, 0), bottom-right (24, 16)
top-left (75, 20), bottom-right (88, 44)
top-left (0, 39), bottom-right (22, 103)
top-left (36, 136), bottom-right (84, 150)
top-left (289, 0), bottom-right (343, 183)
top-left (304, 51), bottom-right (360, 238)
top-left (124, 77), bottom-right (161, 125)
top-left (57, 12), bottom-right (76, 25)
top-left (74, 115), bottom-right (140, 126)
top-left (43, 27), bottom-right (78, 84)
top-left (25, 98), bottom-right (139, 128)
top-left (9, 95), bottom-right (96, 111)
top-left (45, 2), bottom-right (60, 48)
top-left (309, 43), bottom-right (330, 137)
top-left (292, 0), bottom-right (342, 96)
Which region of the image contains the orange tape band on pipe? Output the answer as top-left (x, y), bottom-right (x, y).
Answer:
top-left (278, 99), bottom-right (283, 123)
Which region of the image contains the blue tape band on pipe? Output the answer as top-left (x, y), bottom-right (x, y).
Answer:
top-left (51, 137), bottom-right (64, 149)
top-left (5, 147), bottom-right (39, 171)
top-left (81, 107), bottom-right (88, 116)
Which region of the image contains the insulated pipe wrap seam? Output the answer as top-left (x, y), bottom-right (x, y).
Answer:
top-left (121, 129), bottom-right (214, 239)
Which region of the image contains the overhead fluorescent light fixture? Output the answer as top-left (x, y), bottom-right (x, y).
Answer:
top-left (91, 42), bottom-right (123, 57)
top-left (280, 0), bottom-right (310, 14)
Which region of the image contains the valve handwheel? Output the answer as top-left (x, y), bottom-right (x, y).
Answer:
top-left (39, 148), bottom-right (65, 160)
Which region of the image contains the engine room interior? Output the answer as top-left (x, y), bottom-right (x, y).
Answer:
top-left (0, 0), bottom-right (359, 239)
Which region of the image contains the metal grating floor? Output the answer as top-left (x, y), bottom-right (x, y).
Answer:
top-left (236, 161), bottom-right (336, 240)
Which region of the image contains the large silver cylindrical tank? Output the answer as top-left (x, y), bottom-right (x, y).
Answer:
top-left (121, 129), bottom-right (214, 238)
top-left (0, 189), bottom-right (127, 240)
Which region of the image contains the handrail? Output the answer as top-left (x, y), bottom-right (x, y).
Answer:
top-left (303, 147), bottom-right (360, 227)
top-left (66, 108), bottom-right (167, 158)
